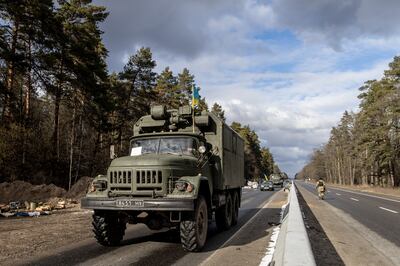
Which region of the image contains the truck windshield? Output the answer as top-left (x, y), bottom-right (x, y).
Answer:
top-left (130, 137), bottom-right (198, 156)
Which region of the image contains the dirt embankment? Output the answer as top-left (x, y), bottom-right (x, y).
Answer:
top-left (0, 176), bottom-right (93, 204)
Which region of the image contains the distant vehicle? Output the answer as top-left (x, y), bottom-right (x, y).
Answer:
top-left (270, 174), bottom-right (284, 187)
top-left (260, 181), bottom-right (274, 191)
top-left (283, 180), bottom-right (291, 191)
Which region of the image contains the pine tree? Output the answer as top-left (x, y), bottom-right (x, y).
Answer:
top-left (154, 67), bottom-right (179, 108)
top-left (261, 147), bottom-right (274, 177)
top-left (211, 102), bottom-right (226, 122)
top-left (115, 47), bottom-right (157, 154)
top-left (177, 68), bottom-right (194, 105)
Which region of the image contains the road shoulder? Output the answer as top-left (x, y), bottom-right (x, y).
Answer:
top-left (321, 182), bottom-right (400, 199)
top-left (200, 190), bottom-right (288, 266)
top-left (297, 184), bottom-right (399, 266)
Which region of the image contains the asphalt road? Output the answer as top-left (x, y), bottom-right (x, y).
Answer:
top-left (20, 188), bottom-right (279, 266)
top-left (296, 181), bottom-right (400, 247)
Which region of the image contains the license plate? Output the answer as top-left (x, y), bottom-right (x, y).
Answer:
top-left (116, 199), bottom-right (144, 207)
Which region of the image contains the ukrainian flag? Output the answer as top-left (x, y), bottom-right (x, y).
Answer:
top-left (192, 85), bottom-right (200, 108)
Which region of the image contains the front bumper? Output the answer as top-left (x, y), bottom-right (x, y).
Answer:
top-left (81, 197), bottom-right (195, 211)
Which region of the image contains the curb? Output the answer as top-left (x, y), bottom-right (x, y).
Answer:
top-left (271, 182), bottom-right (316, 266)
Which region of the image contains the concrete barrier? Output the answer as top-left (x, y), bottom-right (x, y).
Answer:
top-left (271, 183), bottom-right (316, 266)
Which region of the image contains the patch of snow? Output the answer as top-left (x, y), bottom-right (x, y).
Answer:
top-left (259, 198), bottom-right (289, 266)
top-left (259, 227), bottom-right (280, 266)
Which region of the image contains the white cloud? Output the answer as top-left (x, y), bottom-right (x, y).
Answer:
top-left (96, 0), bottom-right (400, 176)
top-left (269, 0), bottom-right (400, 50)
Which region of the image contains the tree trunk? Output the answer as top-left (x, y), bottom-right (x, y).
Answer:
top-left (389, 160), bottom-right (395, 188)
top-left (74, 114), bottom-right (83, 184)
top-left (2, 19), bottom-right (19, 123)
top-left (337, 157), bottom-right (342, 185)
top-left (349, 159), bottom-right (353, 185)
top-left (21, 38), bottom-right (33, 167)
top-left (68, 100), bottom-right (76, 191)
top-left (90, 130), bottom-right (101, 176)
top-left (53, 53), bottom-right (64, 161)
top-left (24, 38), bottom-right (33, 120)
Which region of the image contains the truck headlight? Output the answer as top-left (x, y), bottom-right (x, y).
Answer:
top-left (90, 180), bottom-right (107, 192)
top-left (175, 181), bottom-right (194, 192)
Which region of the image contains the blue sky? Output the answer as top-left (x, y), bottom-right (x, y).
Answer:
top-left (96, 0), bottom-right (400, 177)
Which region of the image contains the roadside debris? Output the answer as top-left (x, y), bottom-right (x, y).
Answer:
top-left (244, 181), bottom-right (259, 189)
top-left (0, 198), bottom-right (78, 218)
top-left (0, 178), bottom-right (91, 218)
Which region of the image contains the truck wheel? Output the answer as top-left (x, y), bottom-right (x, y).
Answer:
top-left (92, 212), bottom-right (126, 246)
top-left (216, 193), bottom-right (233, 230)
top-left (180, 196), bottom-right (208, 252)
top-left (232, 191), bottom-right (239, 226)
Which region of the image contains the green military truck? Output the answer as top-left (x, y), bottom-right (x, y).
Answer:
top-left (270, 173), bottom-right (284, 187)
top-left (81, 105), bottom-right (245, 251)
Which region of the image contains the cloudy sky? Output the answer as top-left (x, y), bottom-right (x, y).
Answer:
top-left (96, 0), bottom-right (400, 177)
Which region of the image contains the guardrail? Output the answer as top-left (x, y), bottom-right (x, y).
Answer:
top-left (270, 182), bottom-right (316, 266)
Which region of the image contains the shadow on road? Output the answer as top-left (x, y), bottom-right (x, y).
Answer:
top-left (296, 184), bottom-right (345, 266)
top-left (22, 205), bottom-right (282, 266)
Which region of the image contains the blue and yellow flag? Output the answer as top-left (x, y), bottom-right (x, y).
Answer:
top-left (192, 85), bottom-right (200, 108)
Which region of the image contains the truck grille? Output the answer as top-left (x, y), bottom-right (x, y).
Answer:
top-left (109, 170), bottom-right (132, 184)
top-left (136, 170), bottom-right (163, 184)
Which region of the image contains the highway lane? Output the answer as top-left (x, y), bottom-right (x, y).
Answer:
top-left (20, 187), bottom-right (279, 266)
top-left (297, 181), bottom-right (400, 247)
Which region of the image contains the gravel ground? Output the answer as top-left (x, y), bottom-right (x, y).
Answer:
top-left (0, 206), bottom-right (93, 265)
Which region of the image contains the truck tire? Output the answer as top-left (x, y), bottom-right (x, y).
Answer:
top-left (180, 196), bottom-right (208, 252)
top-left (92, 212), bottom-right (126, 246)
top-left (216, 193), bottom-right (233, 230)
top-left (232, 191), bottom-right (239, 226)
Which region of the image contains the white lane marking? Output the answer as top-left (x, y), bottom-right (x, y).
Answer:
top-left (350, 198), bottom-right (359, 202)
top-left (199, 192), bottom-right (280, 266)
top-left (336, 193), bottom-right (341, 196)
top-left (324, 186), bottom-right (400, 203)
top-left (379, 207), bottom-right (399, 214)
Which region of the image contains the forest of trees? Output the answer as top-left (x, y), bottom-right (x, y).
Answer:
top-left (0, 0), bottom-right (276, 189)
top-left (298, 57), bottom-right (400, 188)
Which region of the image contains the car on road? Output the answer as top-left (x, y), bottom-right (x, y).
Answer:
top-left (270, 174), bottom-right (284, 187)
top-left (260, 181), bottom-right (274, 191)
